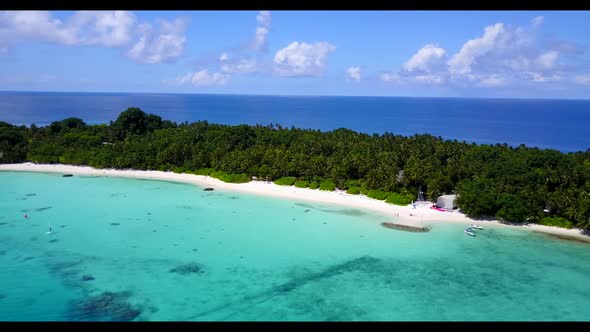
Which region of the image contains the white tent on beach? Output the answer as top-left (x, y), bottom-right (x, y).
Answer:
top-left (436, 194), bottom-right (457, 211)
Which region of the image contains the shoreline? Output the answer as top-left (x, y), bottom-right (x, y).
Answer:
top-left (2, 162), bottom-right (589, 243)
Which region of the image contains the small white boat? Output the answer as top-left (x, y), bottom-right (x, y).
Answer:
top-left (464, 228), bottom-right (476, 237)
top-left (469, 224), bottom-right (483, 230)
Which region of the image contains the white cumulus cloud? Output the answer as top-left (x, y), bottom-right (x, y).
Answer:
top-left (346, 66), bottom-right (361, 82)
top-left (252, 11), bottom-right (271, 51)
top-left (413, 74), bottom-right (445, 85)
top-left (0, 11), bottom-right (78, 45)
top-left (253, 27), bottom-right (269, 51)
top-left (448, 23), bottom-right (505, 75)
top-left (381, 73), bottom-right (446, 85)
top-left (69, 11), bottom-right (136, 47)
top-left (190, 11), bottom-right (269, 84)
top-left (127, 18), bottom-right (187, 64)
top-left (273, 41), bottom-right (336, 77)
top-left (477, 74), bottom-right (507, 87)
top-left (535, 51), bottom-right (559, 70)
top-left (0, 11), bottom-right (187, 64)
top-left (382, 19), bottom-right (578, 88)
top-left (256, 11), bottom-right (271, 28)
top-left (531, 16), bottom-right (544, 28)
top-left (166, 69), bottom-right (230, 86)
top-left (381, 44), bottom-right (447, 85)
top-left (220, 58), bottom-right (258, 74)
top-left (381, 73), bottom-right (401, 83)
top-left (0, 11), bottom-right (136, 47)
top-left (403, 44), bottom-right (446, 73)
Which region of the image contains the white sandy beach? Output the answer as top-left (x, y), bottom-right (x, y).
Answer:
top-left (1, 162), bottom-right (589, 242)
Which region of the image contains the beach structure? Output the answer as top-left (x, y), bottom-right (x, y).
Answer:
top-left (413, 186), bottom-right (430, 208)
top-left (417, 186), bottom-right (425, 201)
top-left (436, 194), bottom-right (457, 211)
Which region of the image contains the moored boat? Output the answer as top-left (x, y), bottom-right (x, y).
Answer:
top-left (381, 222), bottom-right (431, 232)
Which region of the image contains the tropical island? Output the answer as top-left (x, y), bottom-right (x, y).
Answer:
top-left (1, 107), bottom-right (589, 237)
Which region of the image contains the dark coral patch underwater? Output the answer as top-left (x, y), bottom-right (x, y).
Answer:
top-left (169, 263), bottom-right (204, 275)
top-left (67, 291), bottom-right (141, 321)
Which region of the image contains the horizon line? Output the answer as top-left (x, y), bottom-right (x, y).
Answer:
top-left (1, 90), bottom-right (589, 102)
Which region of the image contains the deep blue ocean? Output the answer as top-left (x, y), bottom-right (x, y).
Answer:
top-left (0, 91), bottom-right (589, 152)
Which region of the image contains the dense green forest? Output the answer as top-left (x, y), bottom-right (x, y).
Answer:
top-left (2, 107), bottom-right (590, 230)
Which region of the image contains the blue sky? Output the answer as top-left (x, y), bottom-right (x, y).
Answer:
top-left (0, 10), bottom-right (589, 98)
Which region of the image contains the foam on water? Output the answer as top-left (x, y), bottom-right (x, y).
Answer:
top-left (1, 171), bottom-right (589, 321)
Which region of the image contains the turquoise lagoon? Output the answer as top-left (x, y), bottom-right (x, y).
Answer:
top-left (0, 171), bottom-right (589, 321)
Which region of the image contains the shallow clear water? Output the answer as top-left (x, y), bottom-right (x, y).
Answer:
top-left (1, 171), bottom-right (589, 321)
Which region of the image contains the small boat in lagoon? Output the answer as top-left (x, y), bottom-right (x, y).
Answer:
top-left (469, 224), bottom-right (483, 230)
top-left (464, 228), bottom-right (476, 237)
top-left (381, 222), bottom-right (431, 232)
